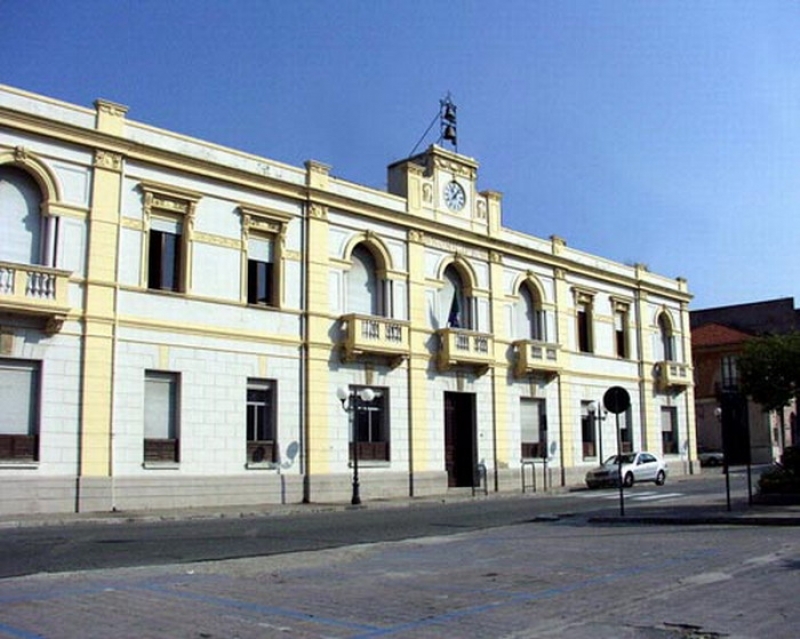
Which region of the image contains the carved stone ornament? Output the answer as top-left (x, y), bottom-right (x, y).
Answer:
top-left (408, 229), bottom-right (424, 243)
top-left (422, 183), bottom-right (433, 203)
top-left (45, 317), bottom-right (65, 335)
top-left (489, 251), bottom-right (503, 264)
top-left (95, 150), bottom-right (123, 171)
top-left (14, 146), bottom-right (28, 162)
top-left (476, 199), bottom-right (487, 219)
top-left (309, 203), bottom-right (328, 220)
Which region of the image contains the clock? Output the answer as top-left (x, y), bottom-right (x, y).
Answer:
top-left (443, 180), bottom-right (466, 211)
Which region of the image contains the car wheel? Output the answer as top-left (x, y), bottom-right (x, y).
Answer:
top-left (623, 472), bottom-right (634, 488)
top-left (655, 470), bottom-right (666, 486)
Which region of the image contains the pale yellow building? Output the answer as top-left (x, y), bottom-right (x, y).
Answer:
top-left (0, 85), bottom-right (695, 515)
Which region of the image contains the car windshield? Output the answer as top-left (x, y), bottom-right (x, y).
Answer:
top-left (604, 453), bottom-right (636, 465)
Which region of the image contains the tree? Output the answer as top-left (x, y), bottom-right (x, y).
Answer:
top-left (737, 332), bottom-right (800, 449)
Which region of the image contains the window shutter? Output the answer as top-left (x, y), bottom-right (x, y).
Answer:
top-left (0, 361), bottom-right (38, 435)
top-left (145, 373), bottom-right (176, 439)
top-left (248, 236), bottom-right (273, 262)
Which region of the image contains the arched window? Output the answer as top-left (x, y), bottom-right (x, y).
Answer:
top-left (347, 244), bottom-right (382, 316)
top-left (658, 313), bottom-right (675, 361)
top-left (442, 265), bottom-right (471, 329)
top-left (0, 165), bottom-right (44, 265)
top-left (518, 284), bottom-right (544, 341)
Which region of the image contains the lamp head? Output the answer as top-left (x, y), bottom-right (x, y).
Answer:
top-left (358, 388), bottom-right (376, 402)
top-left (588, 401), bottom-right (598, 415)
top-left (336, 387), bottom-right (348, 404)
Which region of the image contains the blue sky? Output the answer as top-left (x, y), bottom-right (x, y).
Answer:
top-left (2, 1), bottom-right (799, 310)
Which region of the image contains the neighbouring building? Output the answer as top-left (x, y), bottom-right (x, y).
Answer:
top-left (691, 298), bottom-right (798, 465)
top-left (0, 85), bottom-right (696, 515)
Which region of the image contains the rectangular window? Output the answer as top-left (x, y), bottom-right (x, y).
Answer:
top-left (148, 217), bottom-right (182, 292)
top-left (577, 303), bottom-right (592, 353)
top-left (0, 359), bottom-right (40, 461)
top-left (615, 310), bottom-right (628, 359)
top-left (351, 387), bottom-right (389, 462)
top-left (144, 371), bottom-right (179, 463)
top-left (581, 401), bottom-right (596, 459)
top-left (721, 356), bottom-right (739, 390)
top-left (661, 406), bottom-right (679, 455)
top-left (521, 398), bottom-right (547, 459)
top-left (247, 260), bottom-right (274, 306)
top-left (247, 379), bottom-right (276, 463)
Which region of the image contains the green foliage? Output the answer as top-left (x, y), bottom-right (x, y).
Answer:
top-left (781, 445), bottom-right (800, 474)
top-left (737, 332), bottom-right (800, 412)
top-left (759, 446), bottom-right (800, 495)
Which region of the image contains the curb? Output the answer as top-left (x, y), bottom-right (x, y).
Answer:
top-left (588, 515), bottom-right (800, 527)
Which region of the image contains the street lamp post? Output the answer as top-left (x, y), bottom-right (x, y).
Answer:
top-left (337, 386), bottom-right (376, 506)
top-left (588, 401), bottom-right (608, 462)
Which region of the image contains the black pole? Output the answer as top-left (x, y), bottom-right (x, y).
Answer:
top-left (597, 410), bottom-right (604, 463)
top-left (351, 392), bottom-right (361, 506)
top-left (719, 402), bottom-right (731, 512)
top-left (616, 413), bottom-right (624, 517)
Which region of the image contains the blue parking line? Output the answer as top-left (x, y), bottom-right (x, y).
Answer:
top-left (0, 622), bottom-right (44, 639)
top-left (140, 583), bottom-right (382, 633)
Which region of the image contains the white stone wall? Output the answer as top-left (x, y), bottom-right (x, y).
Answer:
top-left (112, 329), bottom-right (302, 477)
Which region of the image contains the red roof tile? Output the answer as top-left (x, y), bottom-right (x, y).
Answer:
top-left (691, 323), bottom-right (753, 347)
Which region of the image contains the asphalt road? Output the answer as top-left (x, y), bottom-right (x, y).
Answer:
top-left (0, 474), bottom-right (736, 579)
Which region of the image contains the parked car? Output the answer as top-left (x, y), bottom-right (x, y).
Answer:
top-left (585, 451), bottom-right (667, 489)
top-left (697, 446), bottom-right (725, 467)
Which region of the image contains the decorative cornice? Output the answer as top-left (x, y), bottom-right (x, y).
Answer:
top-left (193, 231), bottom-right (242, 250)
top-left (94, 99), bottom-right (129, 118)
top-left (434, 157), bottom-right (476, 180)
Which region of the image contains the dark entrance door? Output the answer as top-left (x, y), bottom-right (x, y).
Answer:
top-left (720, 390), bottom-right (751, 465)
top-left (444, 392), bottom-right (477, 488)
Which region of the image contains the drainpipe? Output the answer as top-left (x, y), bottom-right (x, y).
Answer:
top-left (301, 200), bottom-right (310, 503)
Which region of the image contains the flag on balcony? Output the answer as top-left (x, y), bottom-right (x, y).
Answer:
top-left (447, 291), bottom-right (460, 328)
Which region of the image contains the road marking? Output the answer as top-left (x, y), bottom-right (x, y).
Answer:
top-left (578, 490), bottom-right (683, 502)
top-left (632, 492), bottom-right (683, 501)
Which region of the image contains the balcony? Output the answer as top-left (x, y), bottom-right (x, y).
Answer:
top-left (0, 261), bottom-right (71, 333)
top-left (341, 314), bottom-right (409, 366)
top-left (656, 360), bottom-right (692, 390)
top-left (437, 328), bottom-right (493, 375)
top-left (513, 340), bottom-right (563, 377)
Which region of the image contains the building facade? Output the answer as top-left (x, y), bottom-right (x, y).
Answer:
top-left (0, 85), bottom-right (696, 515)
top-left (691, 299), bottom-right (798, 465)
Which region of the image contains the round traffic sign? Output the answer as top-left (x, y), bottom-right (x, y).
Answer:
top-left (603, 386), bottom-right (631, 414)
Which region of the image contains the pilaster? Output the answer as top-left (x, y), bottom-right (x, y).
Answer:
top-left (488, 252), bottom-right (508, 479)
top-left (407, 230), bottom-right (432, 486)
top-left (553, 268), bottom-right (574, 470)
top-left (305, 201), bottom-right (333, 476)
top-left (79, 145), bottom-right (124, 479)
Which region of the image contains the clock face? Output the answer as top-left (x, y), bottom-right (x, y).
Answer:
top-left (443, 180), bottom-right (466, 211)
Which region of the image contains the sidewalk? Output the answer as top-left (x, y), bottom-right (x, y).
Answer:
top-left (2, 480), bottom-right (800, 530)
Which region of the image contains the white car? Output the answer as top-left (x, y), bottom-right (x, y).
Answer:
top-left (585, 451), bottom-right (667, 489)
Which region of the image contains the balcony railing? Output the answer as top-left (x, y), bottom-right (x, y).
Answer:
top-left (0, 261), bottom-right (71, 333)
top-left (656, 360), bottom-right (692, 390)
top-left (513, 339), bottom-right (563, 377)
top-left (341, 314), bottom-right (409, 366)
top-left (437, 328), bottom-right (493, 374)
